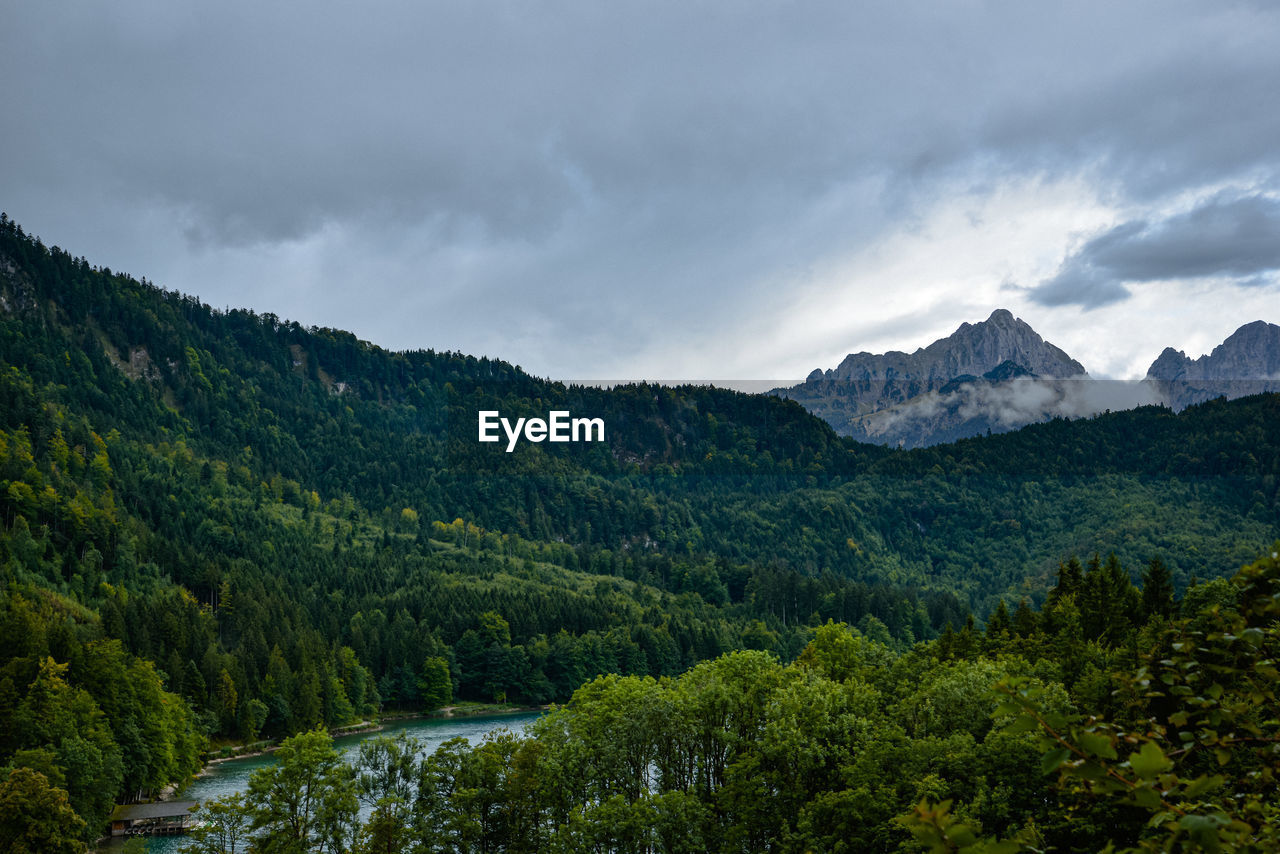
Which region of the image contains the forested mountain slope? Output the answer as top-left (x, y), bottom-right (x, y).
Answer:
top-left (1, 214), bottom-right (1274, 602)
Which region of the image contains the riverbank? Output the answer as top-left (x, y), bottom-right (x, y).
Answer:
top-left (384, 701), bottom-right (549, 721)
top-left (98, 712), bottom-right (545, 853)
top-left (200, 720), bottom-right (377, 769)
top-left (198, 704), bottom-right (548, 769)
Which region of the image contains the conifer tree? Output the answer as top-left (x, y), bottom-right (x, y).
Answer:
top-left (1140, 556), bottom-right (1176, 620)
top-left (985, 600), bottom-right (1012, 646)
top-left (1012, 598), bottom-right (1038, 637)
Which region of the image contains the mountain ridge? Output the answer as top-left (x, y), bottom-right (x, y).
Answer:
top-left (803, 307), bottom-right (1086, 394)
top-left (1146, 319), bottom-right (1280, 410)
top-left (776, 308), bottom-right (1087, 444)
top-left (1, 214), bottom-right (1278, 847)
top-left (781, 309), bottom-right (1278, 447)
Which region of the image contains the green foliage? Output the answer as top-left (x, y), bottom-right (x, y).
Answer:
top-left (418, 657), bottom-right (453, 710)
top-left (376, 548), bottom-right (1278, 852)
top-left (1140, 557), bottom-right (1176, 622)
top-left (181, 791), bottom-right (252, 854)
top-left (796, 619), bottom-right (894, 682)
top-left (0, 586), bottom-right (201, 840)
top-left (0, 767), bottom-right (88, 854)
top-left (246, 729), bottom-right (359, 853)
top-left (897, 799), bottom-right (1024, 854)
top-left (996, 545), bottom-right (1280, 852)
top-left (352, 733), bottom-right (419, 854)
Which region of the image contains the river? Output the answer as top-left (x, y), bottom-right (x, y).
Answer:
top-left (103, 711), bottom-right (541, 853)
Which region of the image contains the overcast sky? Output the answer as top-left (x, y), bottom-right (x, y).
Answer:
top-left (3, 1), bottom-right (1278, 381)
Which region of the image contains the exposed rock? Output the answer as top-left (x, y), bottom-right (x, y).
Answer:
top-left (1145, 320), bottom-right (1280, 410)
top-left (778, 314), bottom-right (1279, 447)
top-left (0, 252), bottom-right (39, 314)
top-left (97, 339), bottom-right (161, 381)
top-left (774, 309), bottom-right (1087, 443)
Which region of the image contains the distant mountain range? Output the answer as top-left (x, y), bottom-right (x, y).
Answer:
top-left (776, 310), bottom-right (1280, 448)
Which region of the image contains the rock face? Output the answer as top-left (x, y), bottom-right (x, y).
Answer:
top-left (775, 309), bottom-right (1089, 445)
top-left (777, 314), bottom-right (1280, 448)
top-left (812, 309), bottom-right (1085, 412)
top-left (1145, 320), bottom-right (1280, 410)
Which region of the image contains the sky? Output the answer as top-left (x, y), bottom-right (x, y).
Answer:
top-left (3, 1), bottom-right (1278, 383)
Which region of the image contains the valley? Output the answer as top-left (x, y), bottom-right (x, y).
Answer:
top-left (0, 216), bottom-right (1276, 851)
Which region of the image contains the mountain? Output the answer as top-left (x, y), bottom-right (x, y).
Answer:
top-left (1, 215), bottom-right (1273, 606)
top-left (781, 313), bottom-right (1280, 448)
top-left (2, 214), bottom-right (1279, 841)
top-left (3, 213), bottom-right (1273, 603)
top-left (776, 309), bottom-right (1088, 446)
top-left (1146, 320), bottom-right (1280, 410)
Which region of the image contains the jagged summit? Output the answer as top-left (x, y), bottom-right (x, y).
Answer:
top-left (1148, 346), bottom-right (1189, 380)
top-left (781, 309), bottom-right (1086, 426)
top-left (823, 309), bottom-right (1084, 388)
top-left (1145, 320), bottom-right (1280, 410)
top-left (779, 314), bottom-right (1280, 446)
top-left (1146, 321), bottom-right (1280, 382)
top-left (768, 311), bottom-right (1090, 448)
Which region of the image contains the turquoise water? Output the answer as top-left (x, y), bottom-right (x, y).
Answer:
top-left (102, 712), bottom-right (540, 852)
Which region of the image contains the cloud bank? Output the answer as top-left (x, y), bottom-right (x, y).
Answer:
top-left (1031, 194), bottom-right (1280, 308)
top-left (856, 378), bottom-right (1167, 448)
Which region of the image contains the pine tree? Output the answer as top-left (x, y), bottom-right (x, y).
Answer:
top-left (1140, 556), bottom-right (1177, 621)
top-left (1045, 556), bottom-right (1084, 611)
top-left (1080, 554), bottom-right (1140, 643)
top-left (1012, 598), bottom-right (1038, 637)
top-left (936, 623), bottom-right (957, 659)
top-left (985, 600), bottom-right (1012, 641)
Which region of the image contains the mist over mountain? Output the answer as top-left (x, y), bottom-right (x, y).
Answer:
top-left (775, 309), bottom-right (1089, 446)
top-left (845, 370), bottom-right (1164, 449)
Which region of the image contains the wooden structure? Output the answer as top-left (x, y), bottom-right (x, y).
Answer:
top-left (108, 801), bottom-right (200, 836)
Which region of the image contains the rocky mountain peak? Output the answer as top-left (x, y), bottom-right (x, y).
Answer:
top-left (1144, 321), bottom-right (1280, 410)
top-left (775, 312), bottom-right (1280, 447)
top-left (774, 310), bottom-right (1088, 442)
top-left (818, 309), bottom-right (1085, 390)
top-left (1147, 347), bottom-right (1189, 381)
top-left (1146, 321), bottom-right (1280, 381)
top-left (1216, 320), bottom-right (1280, 368)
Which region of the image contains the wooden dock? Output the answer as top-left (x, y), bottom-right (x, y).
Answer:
top-left (108, 801), bottom-right (200, 837)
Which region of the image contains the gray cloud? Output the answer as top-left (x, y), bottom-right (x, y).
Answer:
top-left (1089, 195), bottom-right (1280, 280)
top-left (1030, 194), bottom-right (1280, 309)
top-left (1024, 263), bottom-right (1135, 310)
top-left (3, 2), bottom-right (1280, 377)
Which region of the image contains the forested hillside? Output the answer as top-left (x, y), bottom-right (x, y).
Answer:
top-left (179, 547), bottom-right (1280, 853)
top-left (2, 213), bottom-right (1274, 601)
top-left (0, 213), bottom-right (1277, 847)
